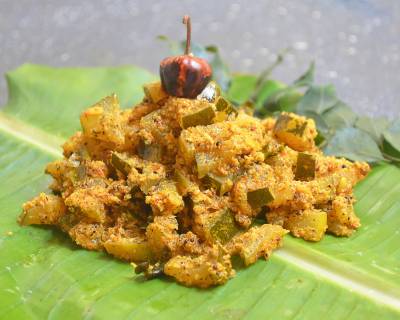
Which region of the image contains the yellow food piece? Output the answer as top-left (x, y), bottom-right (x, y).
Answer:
top-left (64, 185), bottom-right (119, 223)
top-left (327, 195), bottom-right (360, 236)
top-left (227, 224), bottom-right (288, 266)
top-left (146, 180), bottom-right (184, 215)
top-left (164, 246), bottom-right (234, 288)
top-left (180, 105), bottom-right (216, 129)
top-left (146, 216), bottom-right (179, 259)
top-left (143, 81), bottom-right (168, 104)
top-left (20, 87), bottom-right (370, 288)
top-left (273, 112), bottom-right (317, 151)
top-left (104, 237), bottom-right (153, 262)
top-left (284, 209), bottom-right (328, 242)
top-left (68, 222), bottom-right (106, 251)
top-left (231, 163), bottom-right (276, 224)
top-left (80, 94), bottom-right (125, 147)
top-left (178, 113), bottom-right (266, 175)
top-left (19, 193), bottom-right (66, 225)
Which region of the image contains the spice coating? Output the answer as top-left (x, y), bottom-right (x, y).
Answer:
top-left (19, 84), bottom-right (370, 288)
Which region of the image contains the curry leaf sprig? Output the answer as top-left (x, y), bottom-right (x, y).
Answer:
top-left (254, 62), bottom-right (400, 164)
top-left (160, 39), bottom-right (400, 165)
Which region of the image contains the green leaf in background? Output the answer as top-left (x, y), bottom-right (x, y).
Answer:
top-left (297, 85), bottom-right (338, 115)
top-left (225, 74), bottom-right (257, 104)
top-left (383, 119), bottom-right (400, 154)
top-left (0, 65), bottom-right (399, 319)
top-left (324, 127), bottom-right (385, 162)
top-left (292, 61), bottom-right (315, 87)
top-left (221, 48), bottom-right (398, 166)
top-left (2, 64), bottom-right (156, 138)
top-left (262, 88), bottom-right (303, 115)
top-left (355, 116), bottom-right (389, 144)
top-left (226, 74), bottom-right (285, 109)
top-left (321, 101), bottom-right (357, 130)
top-left (382, 140), bottom-right (400, 162)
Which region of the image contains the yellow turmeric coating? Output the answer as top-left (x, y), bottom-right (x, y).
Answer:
top-left (20, 83), bottom-right (370, 288)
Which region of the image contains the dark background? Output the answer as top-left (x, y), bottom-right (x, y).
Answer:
top-left (1, 0), bottom-right (399, 118)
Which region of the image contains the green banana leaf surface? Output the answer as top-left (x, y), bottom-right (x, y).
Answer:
top-left (0, 64), bottom-right (399, 319)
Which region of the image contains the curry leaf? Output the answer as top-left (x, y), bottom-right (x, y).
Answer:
top-left (261, 88), bottom-right (302, 115)
top-left (292, 61), bottom-right (315, 87)
top-left (226, 74), bottom-right (285, 108)
top-left (226, 74), bottom-right (257, 104)
top-left (236, 48), bottom-right (290, 109)
top-left (324, 127), bottom-right (385, 162)
top-left (382, 140), bottom-right (400, 162)
top-left (303, 110), bottom-right (331, 136)
top-left (382, 119), bottom-right (400, 152)
top-left (297, 85), bottom-right (338, 115)
top-left (254, 80), bottom-right (287, 109)
top-left (355, 116), bottom-right (389, 144)
top-left (321, 101), bottom-right (357, 130)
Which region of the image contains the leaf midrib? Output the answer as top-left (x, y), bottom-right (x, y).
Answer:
top-left (0, 112), bottom-right (63, 157)
top-left (1, 111), bottom-right (399, 312)
top-left (278, 240), bottom-right (400, 311)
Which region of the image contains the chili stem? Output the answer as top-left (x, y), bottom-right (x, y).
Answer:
top-left (182, 15), bottom-right (191, 55)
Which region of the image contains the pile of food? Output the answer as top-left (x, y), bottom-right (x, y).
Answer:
top-left (19, 16), bottom-right (370, 288)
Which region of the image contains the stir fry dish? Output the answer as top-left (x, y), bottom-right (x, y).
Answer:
top-left (19, 82), bottom-right (369, 287)
top-left (19, 16), bottom-right (370, 288)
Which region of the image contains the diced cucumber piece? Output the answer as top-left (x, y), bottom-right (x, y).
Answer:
top-left (143, 81), bottom-right (168, 104)
top-left (209, 209), bottom-right (241, 244)
top-left (202, 173), bottom-right (233, 196)
top-left (295, 152), bottom-right (316, 181)
top-left (215, 96), bottom-right (238, 115)
top-left (181, 106), bottom-right (216, 129)
top-left (247, 187), bottom-right (274, 208)
top-left (138, 140), bottom-right (163, 162)
top-left (111, 152), bottom-right (131, 175)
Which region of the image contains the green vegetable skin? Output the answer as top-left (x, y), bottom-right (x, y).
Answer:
top-left (263, 88), bottom-right (302, 114)
top-left (275, 113), bottom-right (307, 136)
top-left (180, 105), bottom-right (216, 129)
top-left (247, 187), bottom-right (274, 208)
top-left (215, 96), bottom-right (238, 115)
top-left (209, 209), bottom-right (241, 244)
top-left (201, 173), bottom-right (233, 195)
top-left (1, 65), bottom-right (399, 319)
top-left (138, 140), bottom-right (163, 162)
top-left (143, 81), bottom-right (168, 104)
top-left (262, 141), bottom-right (283, 158)
top-left (111, 152), bottom-right (131, 175)
top-left (295, 152), bottom-right (316, 181)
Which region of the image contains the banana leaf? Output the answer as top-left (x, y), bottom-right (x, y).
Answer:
top-left (0, 64), bottom-right (399, 319)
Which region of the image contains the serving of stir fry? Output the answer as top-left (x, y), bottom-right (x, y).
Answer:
top-left (19, 80), bottom-right (370, 288)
